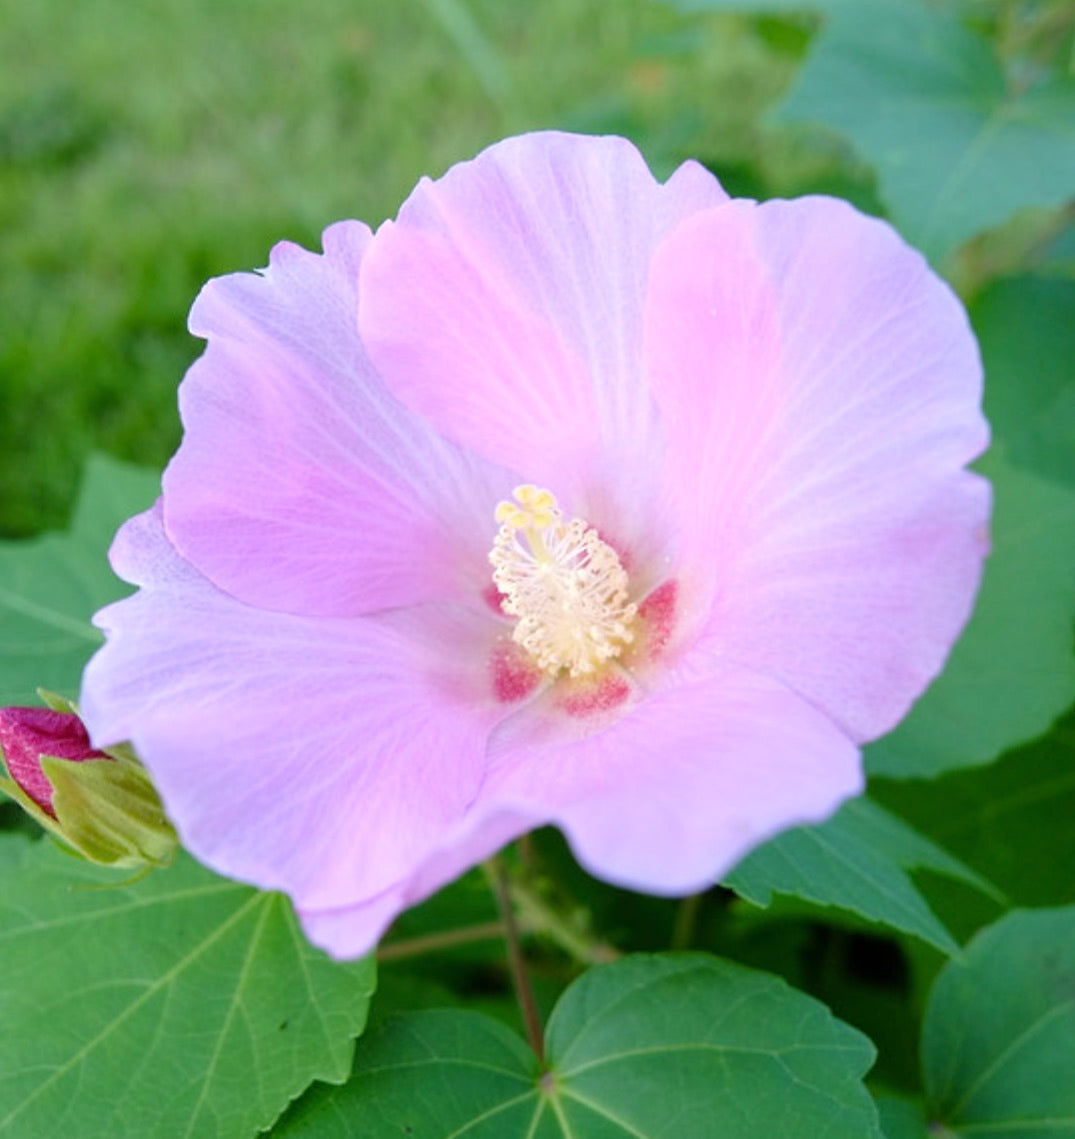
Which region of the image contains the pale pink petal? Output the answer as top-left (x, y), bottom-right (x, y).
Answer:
top-left (644, 197), bottom-right (990, 740)
top-left (297, 665), bottom-right (861, 957)
top-left (479, 663), bottom-right (862, 892)
top-left (80, 506), bottom-right (502, 911)
top-left (359, 131), bottom-right (727, 563)
top-left (163, 220), bottom-right (509, 618)
top-left (297, 809), bottom-right (530, 960)
top-left (299, 888), bottom-right (422, 962)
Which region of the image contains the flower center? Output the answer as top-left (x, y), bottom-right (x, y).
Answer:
top-left (489, 485), bottom-right (637, 678)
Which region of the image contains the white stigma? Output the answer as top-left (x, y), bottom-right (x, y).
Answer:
top-left (489, 485), bottom-right (637, 678)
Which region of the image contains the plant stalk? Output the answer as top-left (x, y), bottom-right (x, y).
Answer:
top-left (488, 857), bottom-right (545, 1063)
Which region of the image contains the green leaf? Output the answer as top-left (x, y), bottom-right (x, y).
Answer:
top-left (724, 797), bottom-right (998, 954)
top-left (876, 702), bottom-right (1075, 910)
top-left (775, 2), bottom-right (1075, 262)
top-left (0, 453), bottom-right (159, 705)
top-left (277, 954), bottom-right (883, 1138)
top-left (866, 449), bottom-right (1075, 778)
top-left (974, 275), bottom-right (1075, 491)
top-left (279, 1010), bottom-right (538, 1137)
top-left (0, 836), bottom-right (374, 1139)
top-left (874, 1093), bottom-right (931, 1139)
top-left (922, 905), bottom-right (1075, 1135)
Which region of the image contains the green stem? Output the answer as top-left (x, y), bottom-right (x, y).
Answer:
top-left (488, 858), bottom-right (545, 1062)
top-left (377, 920), bottom-right (506, 964)
top-left (510, 876), bottom-right (620, 965)
top-left (671, 892), bottom-right (703, 951)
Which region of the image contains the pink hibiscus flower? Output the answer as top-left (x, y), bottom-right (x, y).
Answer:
top-left (80, 132), bottom-right (989, 959)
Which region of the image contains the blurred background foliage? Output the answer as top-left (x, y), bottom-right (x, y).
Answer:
top-left (0, 0), bottom-right (785, 537)
top-left (5, 0), bottom-right (1071, 538)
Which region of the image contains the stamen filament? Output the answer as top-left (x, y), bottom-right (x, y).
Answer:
top-left (489, 486), bottom-right (637, 678)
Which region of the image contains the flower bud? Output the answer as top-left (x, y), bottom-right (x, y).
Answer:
top-left (0, 699), bottom-right (177, 869)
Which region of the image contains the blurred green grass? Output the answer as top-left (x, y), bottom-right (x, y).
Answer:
top-left (0, 0), bottom-right (796, 537)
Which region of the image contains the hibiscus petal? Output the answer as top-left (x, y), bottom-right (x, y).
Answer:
top-left (80, 506), bottom-right (500, 910)
top-left (480, 663), bottom-right (862, 893)
top-left (358, 131), bottom-right (727, 560)
top-left (298, 664), bottom-right (861, 957)
top-left (644, 197), bottom-right (990, 741)
top-left (163, 220), bottom-right (508, 617)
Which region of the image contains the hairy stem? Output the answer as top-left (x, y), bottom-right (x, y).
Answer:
top-left (487, 857), bottom-right (545, 1063)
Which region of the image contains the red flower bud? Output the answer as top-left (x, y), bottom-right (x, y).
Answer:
top-left (1, 701), bottom-right (176, 869)
top-left (0, 706), bottom-right (110, 818)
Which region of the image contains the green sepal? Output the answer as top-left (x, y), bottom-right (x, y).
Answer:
top-left (40, 752), bottom-right (178, 869)
top-left (36, 687), bottom-right (79, 714)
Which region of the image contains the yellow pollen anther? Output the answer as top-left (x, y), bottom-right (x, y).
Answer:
top-left (489, 486), bottom-right (637, 678)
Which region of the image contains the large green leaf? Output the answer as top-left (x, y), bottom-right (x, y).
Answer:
top-left (866, 449), bottom-right (1075, 779)
top-left (724, 797), bottom-right (998, 954)
top-left (276, 954), bottom-right (882, 1138)
top-left (0, 836), bottom-right (374, 1139)
top-left (776, 2), bottom-right (1075, 262)
top-left (974, 275), bottom-right (1075, 491)
top-left (922, 906), bottom-right (1075, 1136)
top-left (0, 453), bottom-right (158, 705)
top-left (876, 702), bottom-right (1075, 910)
top-left (874, 1095), bottom-right (931, 1139)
